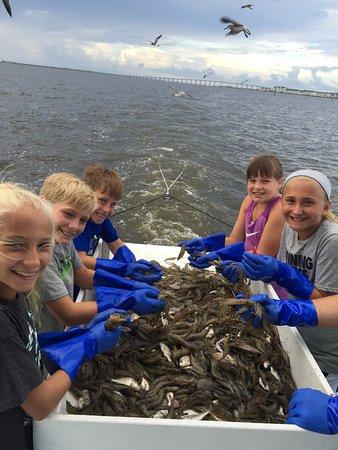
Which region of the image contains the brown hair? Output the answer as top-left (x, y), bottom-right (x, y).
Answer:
top-left (246, 154), bottom-right (283, 181)
top-left (83, 164), bottom-right (123, 201)
top-left (40, 172), bottom-right (97, 214)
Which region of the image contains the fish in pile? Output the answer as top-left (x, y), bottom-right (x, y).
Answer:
top-left (67, 263), bottom-right (295, 422)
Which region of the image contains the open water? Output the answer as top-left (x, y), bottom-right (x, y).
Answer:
top-left (0, 62), bottom-right (337, 244)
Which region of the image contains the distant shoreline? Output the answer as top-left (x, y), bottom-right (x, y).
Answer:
top-left (2, 60), bottom-right (337, 99)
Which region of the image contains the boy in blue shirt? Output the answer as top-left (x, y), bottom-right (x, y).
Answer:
top-left (74, 164), bottom-right (135, 268)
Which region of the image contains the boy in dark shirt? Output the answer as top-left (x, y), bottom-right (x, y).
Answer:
top-left (74, 164), bottom-right (136, 268)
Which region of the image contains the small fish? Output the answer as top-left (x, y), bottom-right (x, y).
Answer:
top-left (179, 355), bottom-right (192, 368)
top-left (159, 342), bottom-right (172, 362)
top-left (181, 409), bottom-right (210, 420)
top-left (111, 377), bottom-right (141, 391)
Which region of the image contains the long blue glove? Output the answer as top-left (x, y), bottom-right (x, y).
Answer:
top-left (86, 307), bottom-right (131, 328)
top-left (38, 322), bottom-right (122, 381)
top-left (189, 242), bottom-right (244, 269)
top-left (113, 245), bottom-right (136, 262)
top-left (96, 286), bottom-right (165, 315)
top-left (178, 232), bottom-right (226, 257)
top-left (94, 268), bottom-right (159, 295)
top-left (242, 252), bottom-right (314, 299)
top-left (286, 388), bottom-right (338, 434)
top-left (238, 294), bottom-right (318, 328)
top-left (218, 260), bottom-right (243, 283)
top-left (95, 258), bottom-right (162, 284)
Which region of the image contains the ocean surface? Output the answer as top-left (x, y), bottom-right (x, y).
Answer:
top-left (0, 62), bottom-right (337, 245)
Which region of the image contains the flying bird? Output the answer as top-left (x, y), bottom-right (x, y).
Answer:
top-left (203, 72), bottom-right (214, 79)
top-left (241, 4), bottom-right (254, 9)
top-left (150, 34), bottom-right (162, 46)
top-left (220, 16), bottom-right (251, 38)
top-left (169, 86), bottom-right (192, 98)
top-left (2, 0), bottom-right (12, 16)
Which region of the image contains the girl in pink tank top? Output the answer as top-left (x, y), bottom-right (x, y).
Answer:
top-left (244, 195), bottom-right (281, 252)
top-left (224, 154), bottom-right (285, 258)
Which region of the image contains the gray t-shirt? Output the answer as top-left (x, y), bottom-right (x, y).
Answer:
top-left (39, 242), bottom-right (83, 332)
top-left (278, 219), bottom-right (338, 373)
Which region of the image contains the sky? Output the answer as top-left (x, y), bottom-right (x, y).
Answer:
top-left (1, 0), bottom-right (338, 91)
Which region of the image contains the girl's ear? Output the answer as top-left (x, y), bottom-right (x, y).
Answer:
top-left (322, 200), bottom-right (331, 215)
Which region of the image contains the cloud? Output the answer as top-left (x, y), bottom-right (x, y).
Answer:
top-left (1, 0), bottom-right (338, 90)
top-left (298, 69), bottom-right (313, 84)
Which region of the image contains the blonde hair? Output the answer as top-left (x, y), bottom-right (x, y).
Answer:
top-left (40, 172), bottom-right (97, 214)
top-left (283, 176), bottom-right (338, 223)
top-left (83, 164), bottom-right (123, 200)
top-left (0, 183), bottom-right (55, 321)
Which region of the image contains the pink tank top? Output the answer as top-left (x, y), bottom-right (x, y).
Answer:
top-left (244, 195), bottom-right (281, 252)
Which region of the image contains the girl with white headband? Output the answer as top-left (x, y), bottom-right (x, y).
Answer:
top-left (240, 169), bottom-right (338, 383)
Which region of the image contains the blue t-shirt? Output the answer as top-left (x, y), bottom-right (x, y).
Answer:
top-left (73, 218), bottom-right (119, 256)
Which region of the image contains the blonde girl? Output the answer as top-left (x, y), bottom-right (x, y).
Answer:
top-left (242, 170), bottom-right (338, 383)
top-left (0, 183), bottom-right (123, 450)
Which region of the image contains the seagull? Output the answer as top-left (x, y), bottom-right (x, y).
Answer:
top-left (241, 4), bottom-right (254, 9)
top-left (150, 34), bottom-right (162, 46)
top-left (169, 86), bottom-right (192, 98)
top-left (2, 0), bottom-right (11, 16)
top-left (203, 72), bottom-right (214, 79)
top-left (220, 16), bottom-right (251, 38)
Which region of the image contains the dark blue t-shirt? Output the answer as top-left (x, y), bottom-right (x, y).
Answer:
top-left (73, 218), bottom-right (119, 256)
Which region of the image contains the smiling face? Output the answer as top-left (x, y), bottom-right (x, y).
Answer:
top-left (0, 209), bottom-right (53, 300)
top-left (52, 202), bottom-right (90, 244)
top-left (247, 173), bottom-right (282, 204)
top-left (282, 178), bottom-right (330, 240)
top-left (91, 190), bottom-right (119, 224)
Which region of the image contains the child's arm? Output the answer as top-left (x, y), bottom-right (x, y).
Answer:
top-left (74, 264), bottom-right (94, 289)
top-left (256, 199), bottom-right (285, 256)
top-left (108, 237), bottom-right (124, 254)
top-left (46, 295), bottom-right (98, 326)
top-left (76, 250), bottom-right (96, 270)
top-left (225, 196), bottom-right (250, 244)
top-left (77, 238), bottom-right (125, 270)
top-left (20, 371), bottom-right (71, 420)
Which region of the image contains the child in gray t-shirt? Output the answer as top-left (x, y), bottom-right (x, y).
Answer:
top-left (278, 219), bottom-right (338, 374)
top-left (38, 173), bottom-right (102, 332)
top-left (39, 242), bottom-right (83, 331)
top-left (241, 169), bottom-right (338, 379)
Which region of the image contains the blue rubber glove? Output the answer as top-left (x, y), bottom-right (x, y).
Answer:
top-left (242, 252), bottom-right (314, 299)
top-left (94, 268), bottom-right (159, 295)
top-left (286, 388), bottom-right (338, 434)
top-left (38, 322), bottom-right (122, 381)
top-left (218, 260), bottom-right (244, 283)
top-left (95, 258), bottom-right (162, 284)
top-left (189, 242), bottom-right (244, 269)
top-left (113, 245), bottom-right (136, 262)
top-left (86, 307), bottom-right (131, 328)
top-left (178, 232), bottom-right (226, 257)
top-left (96, 286), bottom-right (165, 315)
top-left (239, 294), bottom-right (318, 328)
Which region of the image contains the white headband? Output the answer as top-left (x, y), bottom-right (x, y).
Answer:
top-left (283, 169), bottom-right (331, 200)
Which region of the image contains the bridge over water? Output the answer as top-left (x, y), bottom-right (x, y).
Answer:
top-left (111, 73), bottom-right (265, 91)
top-left (4, 62), bottom-right (337, 99)
top-left (110, 73), bottom-right (337, 99)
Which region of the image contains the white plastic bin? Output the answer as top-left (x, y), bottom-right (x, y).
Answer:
top-left (34, 243), bottom-right (338, 450)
